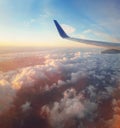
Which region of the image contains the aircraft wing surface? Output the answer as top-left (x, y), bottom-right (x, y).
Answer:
top-left (54, 20), bottom-right (120, 52)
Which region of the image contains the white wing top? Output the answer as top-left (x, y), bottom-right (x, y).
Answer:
top-left (54, 20), bottom-right (120, 53)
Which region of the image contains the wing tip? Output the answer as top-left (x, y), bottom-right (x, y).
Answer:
top-left (53, 20), bottom-right (69, 38)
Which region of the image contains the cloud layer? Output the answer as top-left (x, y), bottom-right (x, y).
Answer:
top-left (0, 48), bottom-right (120, 127)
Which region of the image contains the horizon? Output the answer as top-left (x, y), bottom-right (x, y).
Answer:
top-left (0, 0), bottom-right (120, 47)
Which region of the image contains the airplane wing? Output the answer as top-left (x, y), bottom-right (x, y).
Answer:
top-left (54, 20), bottom-right (120, 53)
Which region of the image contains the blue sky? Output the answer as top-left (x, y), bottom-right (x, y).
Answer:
top-left (0, 0), bottom-right (120, 47)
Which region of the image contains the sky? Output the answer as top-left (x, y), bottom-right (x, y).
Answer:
top-left (0, 0), bottom-right (120, 47)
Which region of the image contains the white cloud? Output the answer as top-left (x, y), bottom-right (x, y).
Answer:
top-left (39, 11), bottom-right (52, 19)
top-left (12, 66), bottom-right (48, 89)
top-left (24, 18), bottom-right (36, 27)
top-left (41, 88), bottom-right (97, 128)
top-left (0, 48), bottom-right (120, 128)
top-left (61, 24), bottom-right (75, 34)
top-left (70, 71), bottom-right (87, 83)
top-left (86, 85), bottom-right (96, 98)
top-left (21, 101), bottom-right (31, 112)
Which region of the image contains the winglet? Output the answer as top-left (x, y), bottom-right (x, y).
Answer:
top-left (54, 20), bottom-right (69, 38)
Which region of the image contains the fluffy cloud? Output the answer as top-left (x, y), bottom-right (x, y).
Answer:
top-left (106, 98), bottom-right (120, 128)
top-left (12, 66), bottom-right (48, 89)
top-left (0, 48), bottom-right (120, 128)
top-left (41, 88), bottom-right (97, 128)
top-left (21, 101), bottom-right (31, 112)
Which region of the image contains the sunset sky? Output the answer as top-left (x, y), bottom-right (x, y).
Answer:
top-left (0, 0), bottom-right (120, 47)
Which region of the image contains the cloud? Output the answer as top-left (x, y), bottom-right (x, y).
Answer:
top-left (39, 11), bottom-right (52, 19)
top-left (63, 88), bottom-right (76, 98)
top-left (21, 101), bottom-right (31, 112)
top-left (70, 71), bottom-right (87, 83)
top-left (83, 29), bottom-right (120, 42)
top-left (40, 88), bottom-right (97, 128)
top-left (12, 66), bottom-right (48, 89)
top-left (107, 98), bottom-right (120, 128)
top-left (0, 79), bottom-right (10, 87)
top-left (0, 48), bottom-right (120, 127)
top-left (0, 85), bottom-right (15, 112)
top-left (61, 24), bottom-right (75, 34)
top-left (24, 19), bottom-right (36, 27)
